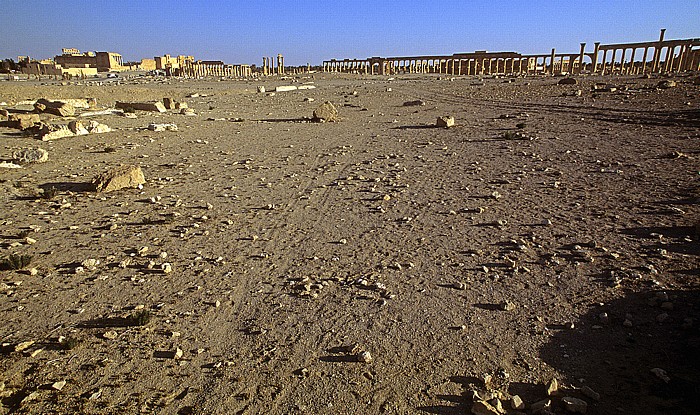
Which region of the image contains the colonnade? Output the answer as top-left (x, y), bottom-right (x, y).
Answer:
top-left (181, 62), bottom-right (252, 78)
top-left (323, 30), bottom-right (700, 76)
top-left (262, 54), bottom-right (285, 76)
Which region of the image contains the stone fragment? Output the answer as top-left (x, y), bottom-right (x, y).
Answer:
top-left (298, 85), bottom-right (316, 90)
top-left (511, 395), bottom-right (525, 410)
top-left (51, 380), bottom-right (66, 391)
top-left (356, 351), bottom-right (373, 363)
top-left (86, 120), bottom-right (111, 134)
top-left (657, 80), bottom-right (676, 89)
top-left (0, 161), bottom-right (22, 168)
top-left (651, 367), bottom-right (670, 383)
top-left (148, 123), bottom-right (178, 132)
top-left (403, 100), bottom-right (426, 106)
top-left (580, 386), bottom-right (600, 401)
top-left (257, 86), bottom-right (266, 93)
top-left (115, 101), bottom-right (166, 112)
top-left (547, 378), bottom-right (558, 395)
top-left (275, 85), bottom-right (297, 92)
top-left (180, 108), bottom-right (196, 116)
top-left (14, 341), bottom-right (35, 352)
top-left (562, 396), bottom-right (588, 413)
top-left (436, 116), bottom-right (455, 128)
top-left (103, 331), bottom-right (118, 340)
top-left (162, 97), bottom-right (175, 109)
top-left (558, 78), bottom-right (578, 85)
top-left (175, 102), bottom-right (188, 109)
top-left (38, 124), bottom-right (75, 141)
top-left (499, 301), bottom-right (516, 311)
top-left (471, 400), bottom-right (500, 415)
top-left (312, 101), bottom-right (339, 122)
top-left (34, 99), bottom-right (75, 116)
top-left (12, 148), bottom-right (48, 164)
top-left (5, 113), bottom-right (40, 130)
top-left (92, 165), bottom-right (146, 193)
top-left (531, 399), bottom-right (551, 413)
top-left (68, 120), bottom-right (89, 135)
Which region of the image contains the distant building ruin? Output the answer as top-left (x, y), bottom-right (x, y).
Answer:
top-left (323, 30), bottom-right (700, 76)
top-left (54, 49), bottom-right (124, 72)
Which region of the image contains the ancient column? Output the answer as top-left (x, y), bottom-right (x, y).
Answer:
top-left (620, 49), bottom-right (627, 74)
top-left (278, 54), bottom-right (284, 75)
top-left (652, 28), bottom-right (666, 73)
top-left (549, 49), bottom-right (556, 74)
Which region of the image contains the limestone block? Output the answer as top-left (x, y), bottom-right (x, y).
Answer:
top-left (436, 116), bottom-right (455, 128)
top-left (312, 101), bottom-right (338, 122)
top-left (92, 165), bottom-right (145, 193)
top-left (148, 123), bottom-right (178, 132)
top-left (297, 85), bottom-right (316, 90)
top-left (86, 121), bottom-right (111, 134)
top-left (6, 113), bottom-right (40, 130)
top-left (162, 97), bottom-right (175, 109)
top-left (175, 102), bottom-right (188, 109)
top-left (115, 101), bottom-right (166, 113)
top-left (12, 148), bottom-right (49, 164)
top-left (275, 85), bottom-right (297, 92)
top-left (39, 124), bottom-right (75, 141)
top-left (68, 120), bottom-right (90, 135)
top-left (34, 99), bottom-right (76, 117)
top-left (257, 86), bottom-right (266, 93)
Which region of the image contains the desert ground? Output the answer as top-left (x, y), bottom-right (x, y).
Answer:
top-left (0, 71), bottom-right (698, 415)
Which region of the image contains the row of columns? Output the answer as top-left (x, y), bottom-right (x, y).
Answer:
top-left (262, 54), bottom-right (285, 76)
top-left (181, 63), bottom-right (252, 78)
top-left (323, 30), bottom-right (699, 76)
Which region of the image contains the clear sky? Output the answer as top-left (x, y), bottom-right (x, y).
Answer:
top-left (1, 0), bottom-right (698, 66)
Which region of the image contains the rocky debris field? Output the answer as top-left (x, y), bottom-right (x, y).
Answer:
top-left (0, 71), bottom-right (698, 415)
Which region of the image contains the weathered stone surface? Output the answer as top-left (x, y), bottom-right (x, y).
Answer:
top-left (275, 85), bottom-right (298, 92)
top-left (92, 165), bottom-right (146, 193)
top-left (312, 101), bottom-right (338, 122)
top-left (5, 113), bottom-right (40, 130)
top-left (86, 120), bottom-right (111, 133)
top-left (39, 124), bottom-right (75, 141)
top-left (68, 120), bottom-right (90, 135)
top-left (34, 99), bottom-right (76, 117)
top-left (403, 100), bottom-right (426, 106)
top-left (162, 97), bottom-right (175, 109)
top-left (257, 86), bottom-right (266, 93)
top-left (657, 80), bottom-right (677, 89)
top-left (12, 148), bottom-right (48, 164)
top-left (297, 85), bottom-right (316, 90)
top-left (115, 101), bottom-right (166, 113)
top-left (148, 123), bottom-right (178, 132)
top-left (175, 102), bottom-right (188, 110)
top-left (53, 98), bottom-right (95, 109)
top-left (562, 397), bottom-right (588, 413)
top-left (436, 116), bottom-right (455, 128)
top-left (558, 77), bottom-right (578, 85)
top-left (471, 400), bottom-right (500, 415)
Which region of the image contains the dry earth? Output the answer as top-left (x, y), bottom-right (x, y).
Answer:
top-left (0, 71), bottom-right (699, 415)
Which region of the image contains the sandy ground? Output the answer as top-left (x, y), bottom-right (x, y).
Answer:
top-left (0, 71), bottom-right (698, 415)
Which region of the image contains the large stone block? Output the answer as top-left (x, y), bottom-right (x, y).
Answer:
top-left (115, 101), bottom-right (166, 113)
top-left (436, 116), bottom-right (455, 128)
top-left (12, 148), bottom-right (49, 164)
top-left (6, 113), bottom-right (40, 130)
top-left (38, 124), bottom-right (75, 141)
top-left (34, 99), bottom-right (76, 117)
top-left (312, 101), bottom-right (338, 122)
top-left (92, 165), bottom-right (146, 193)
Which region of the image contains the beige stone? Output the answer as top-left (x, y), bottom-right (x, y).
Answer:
top-left (312, 101), bottom-right (338, 122)
top-left (39, 124), bottom-right (75, 141)
top-left (68, 120), bottom-right (90, 135)
top-left (13, 148), bottom-right (48, 164)
top-left (115, 101), bottom-right (166, 113)
top-left (6, 113), bottom-right (40, 130)
top-left (92, 165), bottom-right (146, 193)
top-left (34, 99), bottom-right (76, 117)
top-left (436, 116), bottom-right (455, 128)
top-left (86, 120), bottom-right (111, 134)
top-left (162, 97), bottom-right (175, 109)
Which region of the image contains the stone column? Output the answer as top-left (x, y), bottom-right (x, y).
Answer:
top-left (548, 49), bottom-right (555, 74)
top-left (620, 49), bottom-right (627, 74)
top-left (652, 28), bottom-right (666, 72)
top-left (629, 48), bottom-right (637, 74)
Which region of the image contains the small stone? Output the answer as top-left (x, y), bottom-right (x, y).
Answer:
top-left (558, 77), bottom-right (578, 85)
top-left (256, 86), bottom-right (265, 93)
top-left (656, 312), bottom-right (669, 323)
top-left (657, 79), bottom-right (676, 89)
top-left (103, 331), bottom-right (118, 340)
top-left (651, 367), bottom-right (670, 383)
top-left (51, 380), bottom-right (67, 391)
top-left (562, 396), bottom-right (588, 413)
top-left (357, 351), bottom-right (373, 363)
top-left (511, 395), bottom-right (525, 410)
top-left (162, 263), bottom-right (172, 274)
top-left (580, 386), bottom-right (600, 401)
top-left (339, 238), bottom-right (348, 245)
top-left (436, 116), bottom-right (455, 128)
top-left (470, 400), bottom-right (500, 415)
top-left (14, 341), bottom-right (35, 352)
top-left (148, 123), bottom-right (178, 132)
top-left (547, 378), bottom-right (558, 396)
top-left (81, 258), bottom-right (99, 269)
top-left (499, 301), bottom-right (516, 311)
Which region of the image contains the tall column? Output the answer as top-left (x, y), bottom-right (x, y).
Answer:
top-left (620, 49), bottom-right (627, 74)
top-left (549, 49), bottom-right (556, 74)
top-left (577, 43), bottom-right (586, 73)
top-left (629, 48), bottom-right (637, 74)
top-left (652, 28), bottom-right (666, 72)
top-left (590, 42), bottom-right (600, 73)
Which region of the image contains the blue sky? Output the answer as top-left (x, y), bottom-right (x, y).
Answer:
top-left (1, 0), bottom-right (698, 66)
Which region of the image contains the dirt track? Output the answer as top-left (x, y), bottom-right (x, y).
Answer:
top-left (1, 72), bottom-right (699, 414)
